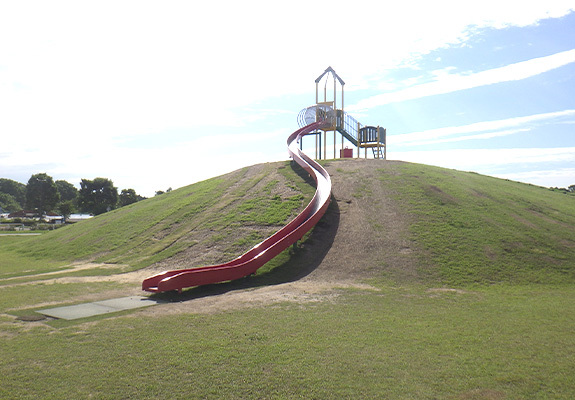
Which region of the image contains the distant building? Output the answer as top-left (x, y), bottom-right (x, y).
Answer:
top-left (66, 214), bottom-right (94, 223)
top-left (43, 212), bottom-right (64, 224)
top-left (8, 210), bottom-right (39, 219)
top-left (6, 210), bottom-right (66, 224)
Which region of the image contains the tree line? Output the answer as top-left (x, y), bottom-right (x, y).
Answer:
top-left (0, 173), bottom-right (168, 217)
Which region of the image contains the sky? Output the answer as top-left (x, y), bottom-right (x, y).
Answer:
top-left (1, 0), bottom-right (574, 197)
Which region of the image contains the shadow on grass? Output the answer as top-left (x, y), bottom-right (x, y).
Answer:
top-left (150, 161), bottom-right (340, 303)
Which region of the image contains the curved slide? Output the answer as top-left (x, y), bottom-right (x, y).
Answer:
top-left (142, 121), bottom-right (332, 293)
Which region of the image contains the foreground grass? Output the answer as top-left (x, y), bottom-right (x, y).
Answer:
top-left (2, 160), bottom-right (575, 398)
top-left (2, 284), bottom-right (574, 399)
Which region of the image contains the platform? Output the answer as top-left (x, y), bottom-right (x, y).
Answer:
top-left (38, 296), bottom-right (164, 320)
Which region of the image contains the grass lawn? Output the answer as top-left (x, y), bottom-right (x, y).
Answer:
top-left (1, 160), bottom-right (574, 398)
top-left (2, 283), bottom-right (575, 399)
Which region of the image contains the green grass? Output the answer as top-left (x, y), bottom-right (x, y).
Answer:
top-left (0, 161), bottom-right (313, 277)
top-left (0, 240), bottom-right (69, 279)
top-left (235, 194), bottom-right (305, 225)
top-left (0, 281), bottom-right (130, 312)
top-left (1, 176), bottom-right (228, 270)
top-left (2, 284), bottom-right (575, 399)
top-left (2, 160), bottom-right (575, 398)
top-left (379, 162), bottom-right (575, 286)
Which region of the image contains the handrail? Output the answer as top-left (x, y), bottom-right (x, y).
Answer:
top-left (336, 110), bottom-right (361, 143)
top-left (142, 121), bottom-right (332, 293)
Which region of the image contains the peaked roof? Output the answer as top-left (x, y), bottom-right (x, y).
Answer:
top-left (315, 66), bottom-right (345, 86)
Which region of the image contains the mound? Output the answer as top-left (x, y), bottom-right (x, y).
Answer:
top-left (148, 159), bottom-right (422, 287)
top-left (299, 159), bottom-right (421, 283)
top-left (4, 158), bottom-right (573, 306)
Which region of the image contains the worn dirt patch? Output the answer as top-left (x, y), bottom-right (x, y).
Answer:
top-left (141, 281), bottom-right (378, 317)
top-left (458, 388), bottom-right (506, 400)
top-left (8, 160), bottom-right (422, 317)
top-left (427, 288), bottom-right (467, 294)
top-left (0, 263), bottom-right (138, 292)
top-left (147, 160), bottom-right (421, 315)
top-left (145, 160), bottom-right (421, 287)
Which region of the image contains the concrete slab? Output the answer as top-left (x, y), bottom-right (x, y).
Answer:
top-left (39, 303), bottom-right (118, 320)
top-left (38, 296), bottom-right (164, 320)
top-left (95, 296), bottom-right (162, 310)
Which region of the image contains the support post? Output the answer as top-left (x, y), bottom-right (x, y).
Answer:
top-left (377, 125), bottom-right (380, 159)
top-left (323, 130), bottom-right (327, 160)
top-left (357, 122), bottom-right (361, 159)
top-left (384, 128), bottom-right (387, 160)
top-left (333, 130), bottom-right (336, 159)
top-left (342, 85), bottom-right (344, 116)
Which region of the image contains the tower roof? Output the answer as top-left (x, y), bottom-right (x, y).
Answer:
top-left (315, 66), bottom-right (345, 86)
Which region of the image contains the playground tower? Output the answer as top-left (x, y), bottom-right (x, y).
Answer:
top-left (297, 66), bottom-right (386, 160)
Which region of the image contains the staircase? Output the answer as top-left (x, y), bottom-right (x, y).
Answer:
top-left (336, 111), bottom-right (386, 159)
top-left (298, 105), bottom-right (386, 159)
top-left (336, 110), bottom-right (360, 146)
top-left (372, 147), bottom-right (384, 159)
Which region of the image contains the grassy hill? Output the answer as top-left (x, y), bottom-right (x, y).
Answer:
top-left (2, 159), bottom-right (575, 399)
top-left (0, 161), bottom-right (316, 280)
top-left (3, 159), bottom-right (574, 287)
top-left (378, 161), bottom-right (575, 285)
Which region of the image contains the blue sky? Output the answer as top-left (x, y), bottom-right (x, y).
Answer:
top-left (1, 1), bottom-right (574, 197)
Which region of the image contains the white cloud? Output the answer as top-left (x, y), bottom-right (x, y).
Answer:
top-left (0, 126), bottom-right (292, 197)
top-left (390, 147), bottom-right (575, 188)
top-left (1, 1), bottom-right (574, 195)
top-left (392, 147), bottom-right (575, 167)
top-left (414, 128), bottom-right (532, 146)
top-left (350, 49), bottom-right (575, 111)
top-left (495, 168), bottom-right (575, 188)
top-left (391, 110), bottom-right (575, 145)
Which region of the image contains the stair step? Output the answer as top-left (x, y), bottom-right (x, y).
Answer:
top-left (372, 147), bottom-right (384, 159)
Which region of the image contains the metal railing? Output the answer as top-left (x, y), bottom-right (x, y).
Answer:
top-left (336, 110), bottom-right (361, 143)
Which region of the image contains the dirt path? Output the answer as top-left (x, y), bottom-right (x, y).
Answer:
top-left (0, 233), bottom-right (42, 236)
top-left (140, 160), bottom-right (420, 316)
top-left (10, 160), bottom-right (422, 316)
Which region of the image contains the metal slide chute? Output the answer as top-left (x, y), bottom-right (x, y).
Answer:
top-left (142, 121), bottom-right (332, 293)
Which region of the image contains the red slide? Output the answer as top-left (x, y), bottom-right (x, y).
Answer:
top-left (142, 121), bottom-right (331, 293)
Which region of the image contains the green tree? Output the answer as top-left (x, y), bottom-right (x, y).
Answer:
top-left (25, 173), bottom-right (60, 214)
top-left (568, 184), bottom-right (575, 193)
top-left (58, 200), bottom-right (76, 218)
top-left (118, 188), bottom-right (141, 207)
top-left (0, 178), bottom-right (26, 209)
top-left (77, 178), bottom-right (118, 215)
top-left (155, 187), bottom-right (172, 196)
top-left (56, 180), bottom-right (78, 202)
top-left (0, 193), bottom-right (21, 213)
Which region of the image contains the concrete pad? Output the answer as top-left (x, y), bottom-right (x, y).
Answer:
top-left (39, 303), bottom-right (118, 320)
top-left (94, 296), bottom-right (162, 310)
top-left (38, 296), bottom-right (163, 320)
